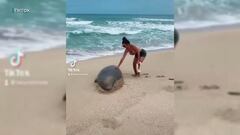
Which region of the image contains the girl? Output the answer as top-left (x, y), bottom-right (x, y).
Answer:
top-left (118, 37), bottom-right (147, 76)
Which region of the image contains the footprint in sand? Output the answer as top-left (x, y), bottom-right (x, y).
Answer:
top-left (199, 85), bottom-right (220, 90)
top-left (215, 108), bottom-right (240, 123)
top-left (142, 73), bottom-right (151, 78)
top-left (142, 73), bottom-right (166, 79)
top-left (62, 93), bottom-right (66, 101)
top-left (174, 80), bottom-right (184, 84)
top-left (101, 117), bottom-right (122, 130)
top-left (228, 91), bottom-right (240, 96)
top-left (163, 80), bottom-right (187, 92)
top-left (174, 80), bottom-right (188, 91)
top-left (142, 73), bottom-right (149, 75)
top-left (163, 85), bottom-right (175, 92)
top-left (144, 75), bottom-right (151, 78)
top-left (141, 92), bottom-right (147, 96)
top-left (156, 75), bottom-right (165, 78)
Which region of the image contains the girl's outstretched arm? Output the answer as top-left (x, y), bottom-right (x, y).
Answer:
top-left (118, 49), bottom-right (128, 67)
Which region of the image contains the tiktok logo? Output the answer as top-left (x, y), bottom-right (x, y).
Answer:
top-left (9, 50), bottom-right (24, 67)
top-left (70, 60), bottom-right (77, 68)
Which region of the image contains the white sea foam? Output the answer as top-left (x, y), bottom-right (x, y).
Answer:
top-left (69, 25), bottom-right (143, 35)
top-left (66, 17), bottom-right (93, 27)
top-left (107, 21), bottom-right (173, 31)
top-left (66, 16), bottom-right (174, 63)
top-left (66, 49), bottom-right (123, 63)
top-left (176, 15), bottom-right (240, 30)
top-left (175, 0), bottom-right (240, 29)
top-left (67, 21), bottom-right (173, 35)
top-left (0, 0), bottom-right (6, 4)
top-left (66, 17), bottom-right (77, 21)
top-left (0, 27), bottom-right (65, 58)
top-left (66, 44), bottom-right (173, 63)
top-left (134, 18), bottom-right (173, 22)
top-left (67, 20), bottom-right (93, 26)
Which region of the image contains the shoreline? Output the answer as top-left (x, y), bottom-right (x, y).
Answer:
top-left (177, 22), bottom-right (240, 33)
top-left (2, 22), bottom-right (239, 62)
top-left (0, 45), bottom-right (173, 63)
top-left (0, 46), bottom-right (65, 60)
top-left (66, 47), bottom-right (174, 63)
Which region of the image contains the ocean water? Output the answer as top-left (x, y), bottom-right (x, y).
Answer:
top-left (1, 0), bottom-right (239, 59)
top-left (0, 0), bottom-right (65, 58)
top-left (175, 0), bottom-right (240, 29)
top-left (66, 14), bottom-right (174, 62)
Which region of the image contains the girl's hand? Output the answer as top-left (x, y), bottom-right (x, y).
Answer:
top-left (137, 59), bottom-right (141, 64)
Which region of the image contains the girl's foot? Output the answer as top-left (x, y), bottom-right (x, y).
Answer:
top-left (137, 69), bottom-right (141, 73)
top-left (132, 72), bottom-right (140, 77)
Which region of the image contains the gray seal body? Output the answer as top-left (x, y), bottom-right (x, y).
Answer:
top-left (95, 65), bottom-right (124, 91)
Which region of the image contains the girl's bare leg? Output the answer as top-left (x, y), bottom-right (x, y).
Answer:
top-left (138, 63), bottom-right (141, 72)
top-left (133, 57), bottom-right (139, 76)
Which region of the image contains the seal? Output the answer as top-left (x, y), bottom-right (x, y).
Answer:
top-left (95, 65), bottom-right (124, 91)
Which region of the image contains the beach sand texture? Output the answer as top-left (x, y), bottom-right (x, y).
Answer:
top-left (67, 51), bottom-right (174, 135)
top-left (0, 48), bottom-right (66, 135)
top-left (175, 27), bottom-right (240, 135)
top-left (1, 27), bottom-right (239, 135)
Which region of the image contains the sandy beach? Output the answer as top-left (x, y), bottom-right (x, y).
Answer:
top-left (66, 50), bottom-right (174, 135)
top-left (1, 26), bottom-right (239, 135)
top-left (0, 48), bottom-right (66, 135)
top-left (175, 27), bottom-right (240, 135)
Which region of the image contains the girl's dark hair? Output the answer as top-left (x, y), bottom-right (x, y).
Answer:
top-left (122, 37), bottom-right (130, 44)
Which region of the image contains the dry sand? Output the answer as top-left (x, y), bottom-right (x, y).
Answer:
top-left (2, 26), bottom-right (238, 135)
top-left (175, 27), bottom-right (240, 135)
top-left (66, 51), bottom-right (174, 135)
top-left (0, 48), bottom-right (66, 135)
